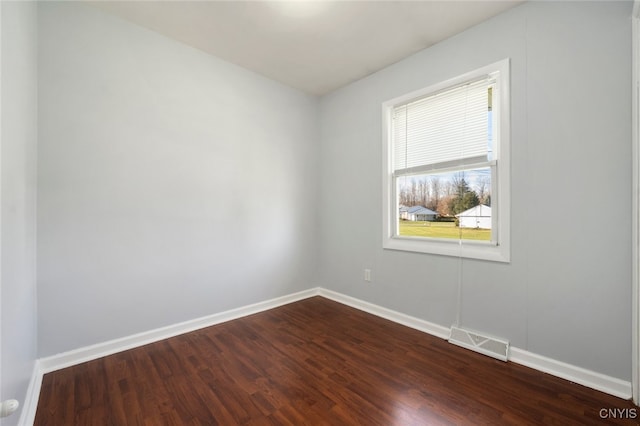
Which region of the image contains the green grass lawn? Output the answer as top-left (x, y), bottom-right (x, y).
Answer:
top-left (399, 220), bottom-right (491, 241)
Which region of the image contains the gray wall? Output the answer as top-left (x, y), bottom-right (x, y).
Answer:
top-left (37, 2), bottom-right (319, 357)
top-left (1, 1), bottom-right (38, 424)
top-left (318, 1), bottom-right (633, 381)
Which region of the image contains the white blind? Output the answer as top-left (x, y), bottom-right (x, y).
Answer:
top-left (393, 79), bottom-right (489, 172)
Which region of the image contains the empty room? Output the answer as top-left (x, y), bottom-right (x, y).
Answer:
top-left (2, 0), bottom-right (640, 424)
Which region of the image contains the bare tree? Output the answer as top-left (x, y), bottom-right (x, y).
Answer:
top-left (427, 176), bottom-right (441, 212)
top-left (475, 176), bottom-right (491, 206)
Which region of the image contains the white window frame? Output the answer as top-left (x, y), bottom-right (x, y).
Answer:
top-left (382, 59), bottom-right (510, 263)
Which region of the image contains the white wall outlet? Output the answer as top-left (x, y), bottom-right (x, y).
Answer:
top-left (364, 269), bottom-right (371, 282)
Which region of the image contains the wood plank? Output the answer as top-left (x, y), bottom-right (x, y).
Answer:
top-left (34, 297), bottom-right (639, 425)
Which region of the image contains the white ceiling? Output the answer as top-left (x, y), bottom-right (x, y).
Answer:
top-left (89, 1), bottom-right (524, 95)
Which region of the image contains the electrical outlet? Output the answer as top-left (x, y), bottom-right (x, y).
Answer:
top-left (364, 269), bottom-right (371, 282)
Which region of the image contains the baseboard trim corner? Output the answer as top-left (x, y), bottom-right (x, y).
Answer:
top-left (18, 359), bottom-right (43, 426)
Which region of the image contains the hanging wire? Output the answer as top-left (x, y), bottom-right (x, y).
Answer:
top-left (454, 82), bottom-right (472, 328)
top-left (403, 104), bottom-right (409, 214)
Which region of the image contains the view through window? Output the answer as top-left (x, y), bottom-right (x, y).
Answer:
top-left (397, 166), bottom-right (492, 241)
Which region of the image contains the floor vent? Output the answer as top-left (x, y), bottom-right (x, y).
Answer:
top-left (448, 326), bottom-right (509, 362)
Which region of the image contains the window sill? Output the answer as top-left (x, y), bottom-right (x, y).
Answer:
top-left (383, 236), bottom-right (510, 263)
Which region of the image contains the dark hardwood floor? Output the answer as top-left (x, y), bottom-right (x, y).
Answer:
top-left (35, 297), bottom-right (638, 425)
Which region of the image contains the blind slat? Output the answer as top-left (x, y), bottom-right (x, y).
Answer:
top-left (392, 79), bottom-right (489, 171)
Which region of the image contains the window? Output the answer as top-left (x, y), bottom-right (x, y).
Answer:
top-left (382, 59), bottom-right (510, 262)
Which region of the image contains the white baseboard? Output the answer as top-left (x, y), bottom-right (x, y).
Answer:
top-left (317, 288), bottom-right (451, 339)
top-left (38, 288), bottom-right (320, 374)
top-left (318, 289), bottom-right (632, 399)
top-left (21, 288), bottom-right (320, 425)
top-left (17, 360), bottom-right (43, 426)
top-left (21, 287), bottom-right (633, 425)
top-left (509, 347), bottom-right (632, 400)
